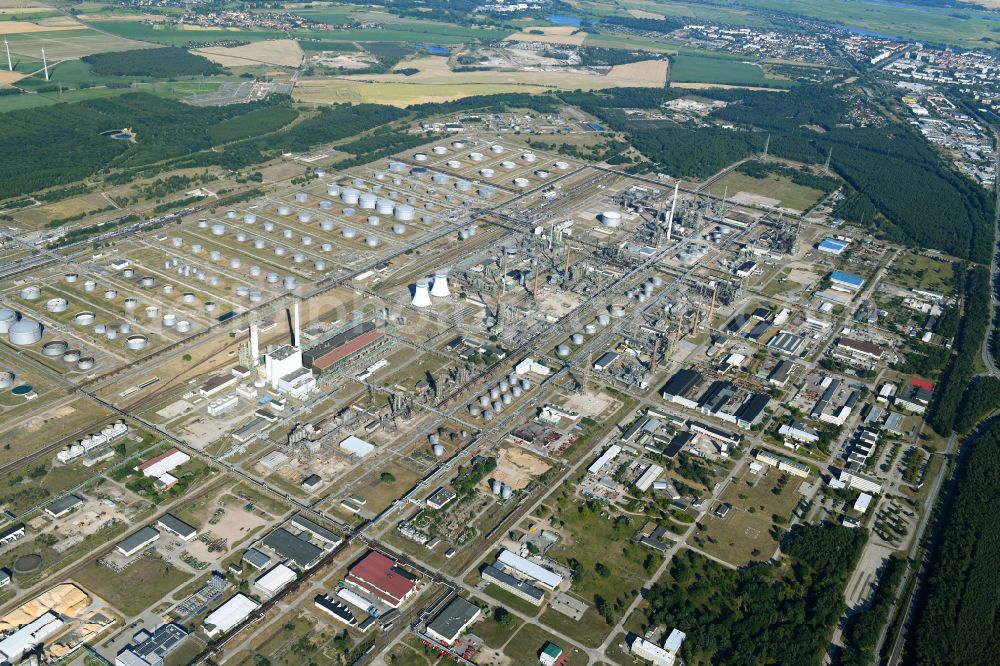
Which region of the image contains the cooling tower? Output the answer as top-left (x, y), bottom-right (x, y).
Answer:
top-left (411, 280), bottom-right (432, 308)
top-left (430, 271), bottom-right (450, 298)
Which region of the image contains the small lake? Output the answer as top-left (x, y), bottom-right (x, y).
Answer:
top-left (415, 43), bottom-right (449, 55)
top-left (548, 15), bottom-right (582, 27)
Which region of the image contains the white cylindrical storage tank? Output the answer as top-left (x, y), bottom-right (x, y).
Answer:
top-left (554, 161), bottom-right (570, 170)
top-left (283, 276), bottom-right (297, 290)
top-left (327, 185), bottom-right (342, 196)
top-left (83, 280), bottom-right (96, 292)
top-left (584, 323), bottom-right (596, 335)
top-left (298, 212), bottom-right (312, 223)
top-left (557, 344), bottom-right (571, 357)
top-left (489, 144), bottom-right (504, 154)
top-left (46, 298), bottom-right (68, 313)
top-left (479, 168), bottom-right (495, 178)
top-left (433, 444), bottom-right (445, 457)
top-left (229, 257), bottom-right (242, 269)
top-left (501, 485), bottom-right (513, 500)
top-left (144, 306), bottom-right (158, 318)
top-left (491, 479), bottom-right (502, 495)
top-left (479, 395), bottom-right (490, 408)
top-left (292, 253), bottom-right (305, 263)
top-left (446, 160), bottom-right (461, 169)
top-left (42, 340), bottom-right (67, 357)
top-left (182, 292), bottom-right (196, 304)
top-left (432, 145), bottom-right (447, 155)
top-left (483, 409), bottom-right (495, 421)
top-left (394, 204), bottom-right (415, 222)
top-left (609, 304), bottom-right (626, 317)
top-left (64, 273), bottom-right (78, 283)
top-left (254, 239), bottom-right (267, 250)
top-left (209, 250), bottom-right (222, 261)
top-left (205, 301), bottom-right (217, 312)
top-left (314, 260), bottom-right (326, 271)
top-left (341, 188), bottom-right (360, 205)
top-left (376, 198), bottom-right (395, 215)
top-left (263, 221), bottom-right (275, 232)
top-left (455, 179), bottom-right (472, 192)
top-left (302, 235), bottom-right (313, 245)
top-left (365, 235), bottom-right (380, 248)
top-left (571, 333), bottom-right (584, 345)
top-left (342, 227), bottom-right (357, 239)
top-left (274, 246), bottom-right (286, 257)
top-left (513, 177), bottom-right (529, 188)
top-left (522, 152), bottom-right (537, 163)
top-left (490, 387), bottom-right (500, 400)
top-left (163, 284), bottom-right (174, 294)
top-left (141, 276), bottom-right (155, 288)
top-left (295, 191), bottom-right (308, 203)
top-left (243, 213), bottom-right (257, 224)
top-left (266, 272), bottom-right (279, 283)
top-left (0, 372), bottom-right (13, 389)
top-left (175, 320), bottom-right (192, 333)
top-left (359, 193), bottom-right (377, 210)
top-left (8, 319), bottom-right (41, 345)
top-left (126, 335), bottom-right (148, 351)
top-left (249, 265), bottom-right (262, 277)
top-left (162, 313), bottom-right (177, 327)
top-left (211, 224), bottom-right (226, 236)
top-left (601, 211), bottom-right (622, 228)
top-left (249, 290), bottom-right (263, 303)
top-left (451, 140), bottom-right (466, 149)
top-left (501, 160), bottom-right (516, 170)
top-left (235, 232), bottom-right (248, 242)
top-left (74, 311), bottom-right (95, 326)
top-left (190, 244), bottom-right (203, 254)
top-left (282, 228), bottom-right (294, 239)
top-left (431, 173), bottom-right (449, 185)
top-left (393, 224), bottom-right (407, 235)
top-left (319, 199), bottom-right (332, 209)
top-left (414, 152), bottom-right (428, 162)
top-left (20, 286), bottom-right (40, 300)
top-left (77, 357), bottom-right (95, 371)
top-left (512, 385), bottom-right (523, 398)
top-left (534, 169), bottom-right (550, 179)
top-left (320, 218), bottom-right (335, 231)
top-left (367, 216), bottom-right (380, 226)
top-left (62, 349), bottom-right (80, 363)
top-left (277, 205), bottom-right (291, 216)
top-left (478, 186), bottom-right (496, 198)
top-left (197, 219), bottom-right (209, 229)
top-left (106, 328), bottom-right (118, 340)
top-left (598, 313), bottom-right (610, 326)
top-left (469, 151), bottom-right (484, 162)
top-left (124, 297), bottom-right (138, 311)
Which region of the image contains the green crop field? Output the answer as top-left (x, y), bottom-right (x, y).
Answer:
top-left (89, 21), bottom-right (284, 46)
top-left (710, 171), bottom-right (826, 211)
top-left (670, 53), bottom-right (795, 88)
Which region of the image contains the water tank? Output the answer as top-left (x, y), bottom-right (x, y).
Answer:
top-left (277, 205), bottom-right (291, 216)
top-left (341, 188), bottom-right (360, 205)
top-left (175, 320), bottom-right (192, 333)
top-left (601, 211), bottom-right (622, 227)
top-left (557, 344), bottom-right (571, 357)
top-left (64, 273), bottom-right (78, 283)
top-left (8, 319), bottom-right (42, 345)
top-left (20, 286), bottom-right (40, 300)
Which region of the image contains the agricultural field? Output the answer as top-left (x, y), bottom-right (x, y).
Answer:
top-left (670, 53), bottom-right (794, 88)
top-left (3, 27), bottom-right (150, 60)
top-left (193, 39), bottom-right (304, 68)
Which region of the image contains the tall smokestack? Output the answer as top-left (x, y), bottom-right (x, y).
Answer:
top-left (249, 322), bottom-right (260, 365)
top-left (667, 182), bottom-right (679, 241)
top-left (292, 302), bottom-right (301, 348)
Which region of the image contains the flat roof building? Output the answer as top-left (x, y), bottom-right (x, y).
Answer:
top-left (116, 623), bottom-right (188, 666)
top-left (587, 445), bottom-right (621, 475)
top-left (830, 271), bottom-right (865, 291)
top-left (203, 594), bottom-right (259, 638)
top-left (481, 564), bottom-right (544, 605)
top-left (496, 549), bottom-right (563, 590)
top-left (425, 596), bottom-right (481, 645)
top-left (818, 238), bottom-right (849, 255)
top-left (157, 513), bottom-right (197, 541)
top-left (137, 448), bottom-right (190, 478)
top-left (0, 611), bottom-right (64, 664)
top-left (346, 551), bottom-right (418, 608)
top-left (243, 548), bottom-right (272, 571)
top-left (262, 528), bottom-right (323, 570)
top-left (117, 526), bottom-right (160, 557)
top-left (314, 595), bottom-right (357, 626)
top-left (45, 494), bottom-right (83, 519)
top-left (254, 563), bottom-right (297, 598)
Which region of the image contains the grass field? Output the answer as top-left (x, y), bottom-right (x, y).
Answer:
top-left (505, 621), bottom-right (583, 664)
top-left (671, 53), bottom-right (794, 88)
top-left (709, 171), bottom-right (826, 211)
top-left (295, 79), bottom-right (552, 106)
top-left (89, 21), bottom-right (284, 46)
top-left (891, 252), bottom-right (957, 294)
top-left (4, 28), bottom-right (149, 60)
top-left (75, 555), bottom-right (193, 615)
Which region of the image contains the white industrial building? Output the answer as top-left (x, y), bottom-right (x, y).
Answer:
top-left (138, 448), bottom-right (190, 478)
top-left (265, 345), bottom-right (304, 390)
top-left (204, 594), bottom-right (259, 638)
top-left (629, 636), bottom-right (677, 666)
top-left (339, 435), bottom-right (375, 457)
top-left (56, 421), bottom-right (128, 464)
top-left (254, 563), bottom-right (297, 598)
top-left (277, 366), bottom-right (316, 400)
top-left (588, 445), bottom-right (621, 475)
top-left (0, 611), bottom-right (64, 663)
top-left (207, 394), bottom-right (238, 416)
top-left (635, 464), bottom-right (663, 492)
top-left (496, 549), bottom-right (562, 590)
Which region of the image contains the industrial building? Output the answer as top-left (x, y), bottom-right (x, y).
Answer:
top-left (254, 563), bottom-right (297, 598)
top-left (289, 514), bottom-right (342, 547)
top-left (817, 237), bottom-right (849, 255)
top-left (425, 596), bottom-right (481, 645)
top-left (45, 494), bottom-right (83, 519)
top-left (262, 527), bottom-right (324, 570)
top-left (834, 337), bottom-right (885, 362)
top-left (755, 449), bottom-right (810, 478)
top-left (157, 513), bottom-right (197, 541)
top-left (242, 548), bottom-right (272, 571)
top-left (116, 526), bottom-right (160, 557)
top-left (830, 271), bottom-right (865, 291)
top-left (340, 435), bottom-right (375, 458)
top-left (303, 322), bottom-right (385, 372)
top-left (481, 564), bottom-right (545, 605)
top-left (0, 523), bottom-right (24, 546)
top-left (203, 593), bottom-right (259, 638)
top-left (496, 549), bottom-right (562, 590)
top-left (587, 444), bottom-right (621, 475)
top-left (314, 595), bottom-right (357, 626)
top-left (0, 611), bottom-right (64, 664)
top-left (115, 623), bottom-right (188, 666)
top-left (660, 369), bottom-right (703, 409)
top-left (346, 551), bottom-right (418, 608)
top-left (137, 448), bottom-right (190, 479)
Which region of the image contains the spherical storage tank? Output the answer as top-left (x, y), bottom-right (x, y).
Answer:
top-left (8, 319), bottom-right (41, 345)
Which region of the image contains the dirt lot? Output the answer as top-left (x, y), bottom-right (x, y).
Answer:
top-left (504, 25), bottom-right (589, 46)
top-left (0, 19), bottom-right (84, 33)
top-left (485, 445), bottom-right (550, 491)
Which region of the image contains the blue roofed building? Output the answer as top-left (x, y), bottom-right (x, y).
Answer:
top-left (817, 238), bottom-right (849, 255)
top-left (830, 271), bottom-right (865, 291)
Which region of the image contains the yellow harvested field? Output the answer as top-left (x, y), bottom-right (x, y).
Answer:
top-left (296, 80), bottom-right (553, 106)
top-left (0, 19), bottom-right (84, 33)
top-left (77, 13), bottom-right (163, 21)
top-left (628, 8), bottom-right (666, 19)
top-left (672, 82), bottom-right (789, 91)
top-left (337, 55), bottom-right (667, 88)
top-left (297, 55), bottom-right (667, 106)
top-left (0, 70), bottom-right (24, 84)
top-left (194, 39), bottom-right (304, 67)
top-left (504, 25), bottom-right (588, 46)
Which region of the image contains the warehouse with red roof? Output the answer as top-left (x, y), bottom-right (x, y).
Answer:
top-left (345, 551), bottom-right (418, 608)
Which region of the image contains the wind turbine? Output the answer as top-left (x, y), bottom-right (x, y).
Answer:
top-left (4, 39), bottom-right (11, 72)
top-left (41, 48), bottom-right (48, 81)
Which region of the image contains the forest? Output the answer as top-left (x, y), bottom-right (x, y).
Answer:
top-left (928, 265), bottom-right (990, 435)
top-left (644, 523), bottom-right (866, 665)
top-left (908, 418), bottom-right (1000, 664)
top-left (82, 47), bottom-right (223, 78)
